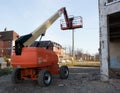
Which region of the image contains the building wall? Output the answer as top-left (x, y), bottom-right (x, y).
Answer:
top-left (0, 31), bottom-right (19, 58)
top-left (0, 41), bottom-right (11, 58)
top-left (53, 45), bottom-right (64, 58)
top-left (99, 0), bottom-right (120, 81)
top-left (0, 40), bottom-right (3, 57)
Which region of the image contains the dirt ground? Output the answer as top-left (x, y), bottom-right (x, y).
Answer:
top-left (0, 67), bottom-right (120, 93)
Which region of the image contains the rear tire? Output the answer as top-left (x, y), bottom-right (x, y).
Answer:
top-left (38, 70), bottom-right (52, 87)
top-left (60, 66), bottom-right (69, 79)
top-left (11, 68), bottom-right (22, 84)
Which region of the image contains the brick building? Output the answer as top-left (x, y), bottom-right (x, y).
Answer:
top-left (0, 30), bottom-right (19, 58)
top-left (31, 40), bottom-right (64, 58)
top-left (99, 0), bottom-right (120, 81)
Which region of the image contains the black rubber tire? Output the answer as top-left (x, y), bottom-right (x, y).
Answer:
top-left (38, 70), bottom-right (52, 87)
top-left (11, 68), bottom-right (22, 84)
top-left (59, 66), bottom-right (69, 79)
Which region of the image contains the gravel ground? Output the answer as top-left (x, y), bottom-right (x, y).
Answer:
top-left (0, 67), bottom-right (120, 93)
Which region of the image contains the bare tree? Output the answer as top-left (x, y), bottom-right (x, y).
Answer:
top-left (75, 49), bottom-right (83, 60)
top-left (94, 53), bottom-right (99, 61)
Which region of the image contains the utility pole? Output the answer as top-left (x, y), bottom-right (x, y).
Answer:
top-left (72, 29), bottom-right (74, 57)
top-left (72, 29), bottom-right (75, 65)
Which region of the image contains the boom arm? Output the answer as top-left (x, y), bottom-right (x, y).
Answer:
top-left (15, 7), bottom-right (69, 55)
top-left (25, 7), bottom-right (68, 46)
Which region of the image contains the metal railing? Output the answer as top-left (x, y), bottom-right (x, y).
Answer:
top-left (60, 16), bottom-right (83, 30)
top-left (106, 0), bottom-right (120, 5)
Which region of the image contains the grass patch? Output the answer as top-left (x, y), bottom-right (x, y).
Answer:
top-left (59, 61), bottom-right (100, 67)
top-left (0, 68), bottom-right (13, 76)
top-left (74, 62), bottom-right (100, 67)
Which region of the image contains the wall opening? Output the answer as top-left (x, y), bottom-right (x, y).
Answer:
top-left (108, 12), bottom-right (120, 78)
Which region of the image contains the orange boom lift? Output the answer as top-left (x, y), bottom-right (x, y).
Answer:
top-left (11, 7), bottom-right (82, 86)
top-left (11, 7), bottom-right (70, 87)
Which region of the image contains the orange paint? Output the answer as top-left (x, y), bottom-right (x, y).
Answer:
top-left (11, 47), bottom-right (59, 80)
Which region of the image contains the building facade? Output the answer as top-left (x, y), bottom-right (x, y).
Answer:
top-left (31, 40), bottom-right (64, 58)
top-left (99, 0), bottom-right (120, 81)
top-left (0, 30), bottom-right (19, 58)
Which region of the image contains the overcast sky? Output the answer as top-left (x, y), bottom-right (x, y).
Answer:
top-left (0, 0), bottom-right (99, 55)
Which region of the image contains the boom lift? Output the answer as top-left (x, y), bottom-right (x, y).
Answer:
top-left (11, 7), bottom-right (70, 86)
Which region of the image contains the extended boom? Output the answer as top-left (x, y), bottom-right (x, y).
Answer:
top-left (15, 7), bottom-right (69, 55)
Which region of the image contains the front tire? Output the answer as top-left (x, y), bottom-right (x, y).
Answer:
top-left (59, 66), bottom-right (69, 79)
top-left (11, 68), bottom-right (22, 84)
top-left (38, 70), bottom-right (52, 87)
